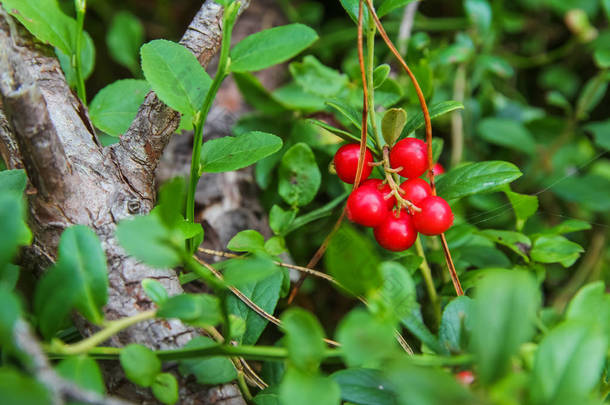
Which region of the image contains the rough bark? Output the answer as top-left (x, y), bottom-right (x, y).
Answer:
top-left (0, 1), bottom-right (262, 403)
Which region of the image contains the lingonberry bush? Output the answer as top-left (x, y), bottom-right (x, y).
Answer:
top-left (0, 0), bottom-right (609, 404)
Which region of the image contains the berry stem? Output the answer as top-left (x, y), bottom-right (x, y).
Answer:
top-left (364, 0), bottom-right (463, 296)
top-left (381, 146), bottom-right (420, 213)
top-left (365, 16), bottom-right (383, 149)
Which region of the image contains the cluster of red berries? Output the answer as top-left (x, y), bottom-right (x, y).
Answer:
top-left (333, 139), bottom-right (453, 252)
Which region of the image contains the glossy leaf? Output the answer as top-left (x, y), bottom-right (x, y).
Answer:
top-left (325, 225), bottom-right (382, 297)
top-left (436, 161), bottom-right (522, 201)
top-left (401, 101), bottom-right (464, 137)
top-left (141, 279), bottom-right (169, 305)
top-left (0, 368), bottom-right (51, 405)
top-left (439, 296), bottom-right (473, 354)
top-left (141, 39), bottom-right (212, 115)
top-left (230, 24), bottom-right (318, 72)
top-left (530, 235), bottom-right (583, 267)
top-left (157, 294), bottom-right (222, 327)
top-left (0, 192), bottom-right (32, 267)
top-left (477, 118), bottom-right (536, 154)
top-left (89, 79), bottom-right (150, 136)
top-left (152, 373), bottom-right (178, 405)
top-left (280, 368), bottom-right (341, 405)
top-left (289, 55), bottom-right (348, 98)
top-left (0, 169), bottom-right (27, 194)
top-left (200, 131), bottom-right (282, 173)
top-left (56, 30), bottom-right (96, 87)
top-left (227, 271), bottom-right (283, 345)
top-left (278, 143), bottom-right (321, 207)
top-left (381, 108), bottom-right (407, 147)
top-left (378, 0), bottom-right (417, 17)
top-left (227, 230), bottom-right (265, 253)
top-left (332, 368), bottom-right (397, 405)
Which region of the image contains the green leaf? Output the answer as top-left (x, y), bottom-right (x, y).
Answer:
top-left (2, 0), bottom-right (74, 55)
top-left (34, 226), bottom-right (108, 337)
top-left (289, 56), bottom-right (348, 98)
top-left (56, 356), bottom-right (105, 395)
top-left (401, 101), bottom-right (464, 137)
top-left (339, 0), bottom-right (369, 27)
top-left (548, 219), bottom-right (592, 235)
top-left (200, 131), bottom-right (282, 173)
top-left (325, 225), bottom-right (382, 297)
top-left (179, 337), bottom-right (237, 384)
top-left (227, 271), bottom-right (283, 345)
top-left (385, 359), bottom-right (473, 405)
top-left (326, 100), bottom-right (363, 131)
top-left (530, 321), bottom-right (607, 405)
top-left (439, 296), bottom-right (473, 354)
top-left (286, 192), bottom-right (349, 234)
top-left (566, 282), bottom-right (610, 344)
top-left (379, 262), bottom-right (417, 320)
top-left (594, 48), bottom-right (610, 69)
top-left (280, 368), bottom-right (341, 405)
top-left (551, 174), bottom-right (610, 212)
top-left (89, 79), bottom-right (150, 136)
top-left (157, 294), bottom-right (222, 327)
top-left (470, 269), bottom-right (540, 385)
top-left (269, 205), bottom-right (297, 235)
top-left (120, 344), bottom-right (161, 387)
top-left (479, 229), bottom-right (531, 262)
top-left (221, 255), bottom-right (280, 287)
top-left (336, 308), bottom-right (397, 367)
top-left (381, 108), bottom-right (407, 147)
top-left (0, 192), bottom-right (31, 267)
top-left (0, 287), bottom-right (21, 350)
top-left (233, 72), bottom-right (287, 114)
top-left (0, 169), bottom-right (27, 194)
top-left (56, 30), bottom-right (95, 88)
top-left (584, 119), bottom-right (610, 151)
top-left (378, 0), bottom-right (417, 18)
top-left (140, 39), bottom-right (212, 115)
top-left (332, 368), bottom-right (397, 405)
top-left (530, 235), bottom-right (583, 267)
top-left (0, 367), bottom-right (51, 405)
top-left (281, 308), bottom-right (327, 373)
top-left (107, 11), bottom-right (144, 73)
top-left (116, 214), bottom-right (182, 269)
top-left (476, 118), bottom-right (536, 154)
top-left (272, 83), bottom-right (326, 112)
top-left (141, 279), bottom-right (169, 305)
top-left (230, 24), bottom-right (318, 73)
top-left (436, 161), bottom-right (522, 201)
top-left (253, 392), bottom-right (280, 405)
top-left (505, 190), bottom-right (538, 229)
top-left (151, 373), bottom-right (178, 405)
top-left (576, 73), bottom-right (608, 120)
top-left (227, 230), bottom-right (265, 253)
top-left (278, 143), bottom-right (321, 207)
top-left (464, 0), bottom-right (492, 34)
top-left (373, 64), bottom-right (391, 88)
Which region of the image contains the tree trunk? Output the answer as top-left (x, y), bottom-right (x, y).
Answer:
top-left (0, 1), bottom-right (281, 403)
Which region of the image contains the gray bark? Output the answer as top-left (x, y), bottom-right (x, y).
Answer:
top-left (0, 1), bottom-right (278, 403)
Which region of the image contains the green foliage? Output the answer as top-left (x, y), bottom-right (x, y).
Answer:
top-left (140, 39), bottom-right (212, 116)
top-left (156, 294), bottom-right (222, 327)
top-left (178, 337), bottom-right (237, 384)
top-left (120, 344), bottom-right (161, 387)
top-left (281, 308), bottom-right (326, 372)
top-left (56, 356), bottom-right (105, 396)
top-left (34, 226), bottom-right (108, 338)
top-left (278, 143), bottom-right (321, 207)
top-left (0, 368), bottom-right (51, 405)
top-left (107, 11), bottom-right (144, 74)
top-left (230, 24), bottom-right (319, 72)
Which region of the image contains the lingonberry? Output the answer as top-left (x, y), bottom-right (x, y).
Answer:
top-left (346, 184), bottom-right (389, 227)
top-left (374, 210), bottom-right (418, 251)
top-left (455, 371), bottom-right (475, 385)
top-left (333, 144), bottom-right (373, 184)
top-left (389, 138), bottom-right (428, 179)
top-left (360, 179), bottom-right (394, 210)
top-left (432, 162), bottom-right (445, 175)
top-left (399, 178), bottom-right (432, 206)
top-left (412, 196), bottom-right (453, 235)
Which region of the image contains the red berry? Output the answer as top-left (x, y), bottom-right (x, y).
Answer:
top-left (347, 185), bottom-right (390, 227)
top-left (399, 178), bottom-right (432, 206)
top-left (412, 196), bottom-right (454, 235)
top-left (389, 138), bottom-right (428, 179)
top-left (334, 144), bottom-right (373, 184)
top-left (360, 179), bottom-right (394, 210)
top-left (432, 162), bottom-right (445, 175)
top-left (374, 210), bottom-right (418, 251)
top-left (456, 371), bottom-right (475, 385)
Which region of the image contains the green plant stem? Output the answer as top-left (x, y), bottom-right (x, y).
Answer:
top-left (185, 4), bottom-right (239, 251)
top-left (73, 0), bottom-right (87, 104)
top-left (366, 17), bottom-right (382, 149)
top-left (47, 310), bottom-right (156, 355)
top-left (415, 236), bottom-right (440, 325)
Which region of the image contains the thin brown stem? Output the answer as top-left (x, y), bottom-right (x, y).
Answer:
top-left (382, 146), bottom-right (421, 213)
top-left (364, 0), bottom-right (463, 296)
